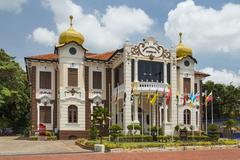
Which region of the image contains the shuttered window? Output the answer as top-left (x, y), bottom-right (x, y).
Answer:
top-left (184, 109), bottom-right (191, 125)
top-left (39, 71), bottom-right (51, 89)
top-left (92, 71), bottom-right (102, 89)
top-left (167, 63), bottom-right (171, 84)
top-left (68, 105), bottom-right (78, 123)
top-left (183, 78), bottom-right (191, 94)
top-left (40, 106), bottom-right (51, 123)
top-left (194, 83), bottom-right (198, 94)
top-left (114, 63), bottom-right (124, 87)
top-left (68, 68), bottom-right (78, 87)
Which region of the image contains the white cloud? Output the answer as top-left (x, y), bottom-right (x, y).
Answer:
top-left (30, 0), bottom-right (153, 51)
top-left (0, 0), bottom-right (27, 13)
top-left (200, 67), bottom-right (240, 86)
top-left (164, 0), bottom-right (240, 54)
top-left (28, 27), bottom-right (57, 46)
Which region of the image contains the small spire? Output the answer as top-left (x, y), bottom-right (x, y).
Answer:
top-left (69, 15), bottom-right (73, 27)
top-left (179, 32), bottom-right (182, 44)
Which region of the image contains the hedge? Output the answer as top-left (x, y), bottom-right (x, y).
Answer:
top-left (118, 135), bottom-right (153, 142)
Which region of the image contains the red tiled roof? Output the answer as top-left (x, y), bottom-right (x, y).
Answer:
top-left (194, 71), bottom-right (210, 77)
top-left (29, 53), bottom-right (58, 61)
top-left (26, 51), bottom-right (114, 61)
top-left (86, 51), bottom-right (114, 60)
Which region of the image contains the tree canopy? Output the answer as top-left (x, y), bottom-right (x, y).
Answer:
top-left (0, 49), bottom-right (30, 133)
top-left (203, 81), bottom-right (240, 120)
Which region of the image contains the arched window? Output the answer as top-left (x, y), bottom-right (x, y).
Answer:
top-left (183, 109), bottom-right (191, 125)
top-left (68, 105), bottom-right (78, 123)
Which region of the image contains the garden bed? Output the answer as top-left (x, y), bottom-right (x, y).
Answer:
top-left (76, 138), bottom-right (238, 151)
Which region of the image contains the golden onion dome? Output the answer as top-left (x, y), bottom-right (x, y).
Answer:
top-left (58, 15), bottom-right (85, 45)
top-left (176, 32), bottom-right (192, 58)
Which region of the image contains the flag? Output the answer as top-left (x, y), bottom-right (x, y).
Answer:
top-left (207, 91), bottom-right (213, 102)
top-left (196, 92), bottom-right (200, 101)
top-left (205, 91), bottom-right (212, 107)
top-left (195, 92), bottom-right (200, 106)
top-left (139, 92), bottom-right (142, 105)
top-left (146, 91), bottom-right (151, 105)
top-left (183, 94), bottom-right (188, 106)
top-left (205, 91), bottom-right (213, 106)
top-left (190, 92), bottom-right (196, 103)
top-left (150, 91), bottom-right (158, 106)
top-left (166, 85), bottom-right (172, 105)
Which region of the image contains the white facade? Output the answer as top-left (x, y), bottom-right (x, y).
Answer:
top-left (26, 36), bottom-right (208, 139)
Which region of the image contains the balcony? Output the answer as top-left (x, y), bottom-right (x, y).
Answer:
top-left (132, 81), bottom-right (169, 93)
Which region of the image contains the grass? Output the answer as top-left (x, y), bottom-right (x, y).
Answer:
top-left (76, 138), bottom-right (238, 149)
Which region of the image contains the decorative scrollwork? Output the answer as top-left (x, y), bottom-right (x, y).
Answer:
top-left (130, 37), bottom-right (171, 59)
top-left (65, 88), bottom-right (81, 96)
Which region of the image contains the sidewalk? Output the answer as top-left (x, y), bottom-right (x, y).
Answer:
top-left (0, 136), bottom-right (91, 156)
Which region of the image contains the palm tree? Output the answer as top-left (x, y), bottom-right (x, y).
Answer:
top-left (91, 107), bottom-right (110, 144)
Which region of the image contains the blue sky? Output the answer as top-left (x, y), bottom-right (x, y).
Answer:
top-left (0, 0), bottom-right (240, 85)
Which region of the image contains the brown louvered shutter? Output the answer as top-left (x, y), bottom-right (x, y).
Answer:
top-left (68, 68), bottom-right (78, 87)
top-left (40, 71), bottom-right (51, 89)
top-left (183, 78), bottom-right (191, 94)
top-left (40, 106), bottom-right (51, 123)
top-left (93, 71), bottom-right (102, 89)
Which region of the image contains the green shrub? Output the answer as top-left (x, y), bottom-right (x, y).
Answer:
top-left (175, 125), bottom-right (180, 133)
top-left (46, 131), bottom-right (54, 136)
top-left (29, 136), bottom-right (38, 141)
top-left (157, 135), bottom-right (172, 142)
top-left (208, 124), bottom-right (220, 141)
top-left (109, 124), bottom-right (122, 142)
top-left (127, 123), bottom-right (141, 135)
top-left (47, 135), bottom-right (57, 140)
top-left (149, 126), bottom-right (163, 136)
top-left (118, 135), bottom-right (152, 142)
top-left (188, 135), bottom-right (210, 141)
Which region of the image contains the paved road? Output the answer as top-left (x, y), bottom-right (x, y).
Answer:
top-left (0, 149), bottom-right (240, 160)
top-left (0, 136), bottom-right (90, 156)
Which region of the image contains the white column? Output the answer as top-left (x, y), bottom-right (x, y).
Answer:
top-left (134, 95), bottom-right (139, 123)
top-left (111, 69), bottom-right (116, 124)
top-left (123, 58), bottom-right (132, 134)
top-left (134, 59), bottom-right (138, 82)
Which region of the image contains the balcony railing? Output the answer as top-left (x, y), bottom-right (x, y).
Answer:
top-left (133, 81), bottom-right (169, 93)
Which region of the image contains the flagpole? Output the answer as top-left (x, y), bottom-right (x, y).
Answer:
top-left (204, 90), bottom-right (207, 134)
top-left (205, 103), bottom-right (208, 134)
top-left (141, 93), bottom-right (144, 136)
top-left (177, 94), bottom-right (179, 125)
top-left (156, 89), bottom-right (159, 136)
top-left (109, 83), bottom-right (111, 141)
top-left (211, 91), bottom-right (213, 124)
top-left (149, 97), bottom-right (152, 136)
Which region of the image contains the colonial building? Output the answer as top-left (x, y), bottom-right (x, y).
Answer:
top-left (25, 16), bottom-right (209, 139)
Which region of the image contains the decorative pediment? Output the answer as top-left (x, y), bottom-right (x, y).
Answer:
top-left (130, 37), bottom-right (171, 60)
top-left (37, 95), bottom-right (54, 105)
top-left (64, 88), bottom-right (81, 96)
top-left (92, 95), bottom-right (102, 105)
top-left (60, 97), bottom-right (84, 103)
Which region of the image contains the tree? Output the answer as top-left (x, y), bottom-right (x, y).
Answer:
top-left (91, 107), bottom-right (110, 144)
top-left (224, 119), bottom-right (237, 139)
top-left (203, 81), bottom-right (240, 120)
top-left (0, 49), bottom-right (30, 134)
top-left (207, 124), bottom-right (220, 141)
